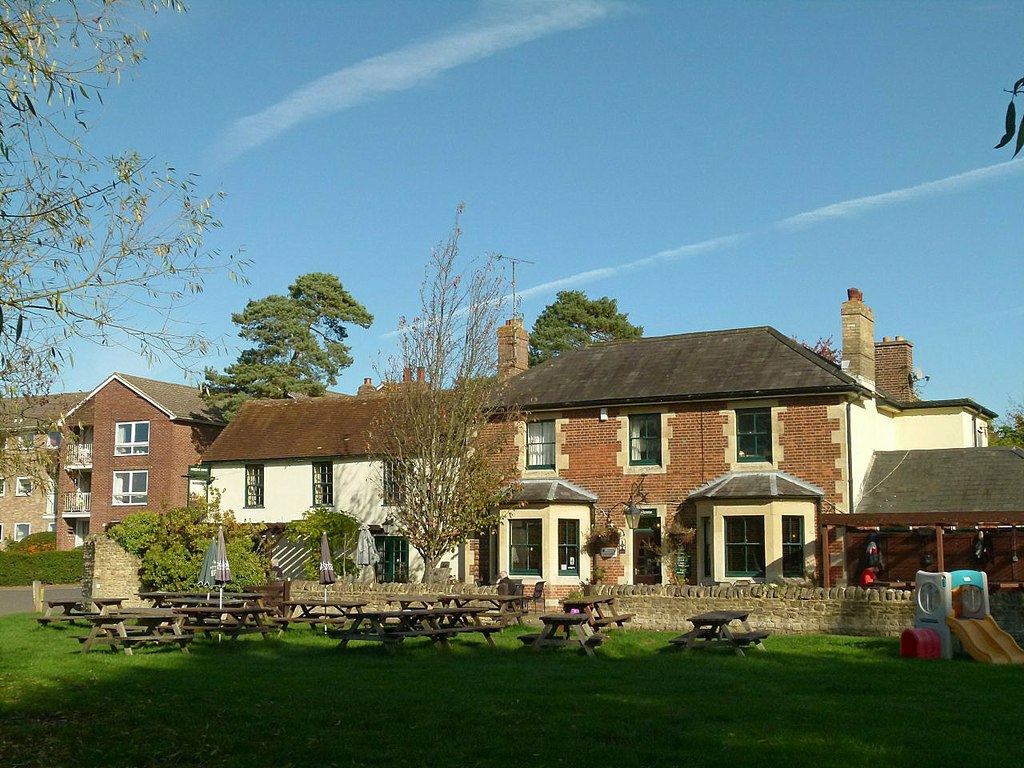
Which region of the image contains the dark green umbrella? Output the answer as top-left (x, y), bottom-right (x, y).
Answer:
top-left (198, 537), bottom-right (218, 593)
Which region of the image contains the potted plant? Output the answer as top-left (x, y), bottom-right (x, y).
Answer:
top-left (582, 566), bottom-right (605, 596)
top-left (585, 523), bottom-right (622, 554)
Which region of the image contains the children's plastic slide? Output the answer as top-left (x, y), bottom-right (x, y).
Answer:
top-left (946, 615), bottom-right (1024, 664)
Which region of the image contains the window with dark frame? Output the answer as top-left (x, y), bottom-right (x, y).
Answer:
top-left (629, 413), bottom-right (662, 465)
top-left (510, 519), bottom-right (542, 576)
top-left (557, 519), bottom-right (580, 576)
top-left (736, 408), bottom-right (772, 462)
top-left (383, 459), bottom-right (408, 506)
top-left (724, 515), bottom-right (765, 577)
top-left (526, 420), bottom-right (556, 470)
top-left (782, 515), bottom-right (804, 577)
top-left (245, 464), bottom-right (264, 508)
top-left (312, 461), bottom-right (333, 506)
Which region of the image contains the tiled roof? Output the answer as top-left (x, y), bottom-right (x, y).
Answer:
top-left (203, 396), bottom-right (386, 462)
top-left (509, 478), bottom-right (599, 504)
top-left (856, 447), bottom-right (1024, 515)
top-left (497, 326), bottom-right (862, 409)
top-left (0, 391), bottom-right (90, 427)
top-left (688, 471), bottom-right (825, 500)
top-left (116, 374), bottom-right (226, 425)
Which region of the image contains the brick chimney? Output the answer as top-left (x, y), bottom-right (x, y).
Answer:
top-left (496, 318), bottom-right (529, 378)
top-left (874, 336), bottom-right (916, 402)
top-left (416, 366), bottom-right (426, 383)
top-left (357, 377), bottom-right (377, 397)
top-left (840, 288), bottom-right (875, 386)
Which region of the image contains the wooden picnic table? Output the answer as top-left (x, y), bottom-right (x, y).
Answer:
top-left (437, 593), bottom-right (525, 625)
top-left (36, 597), bottom-right (122, 625)
top-left (333, 606), bottom-right (499, 653)
top-left (173, 605), bottom-right (276, 641)
top-left (140, 591), bottom-right (265, 608)
top-left (668, 610), bottom-right (769, 656)
top-left (386, 594), bottom-right (442, 610)
top-left (519, 612), bottom-right (605, 657)
top-left (561, 595), bottom-right (633, 630)
top-left (276, 599), bottom-right (368, 632)
top-left (77, 609), bottom-right (192, 656)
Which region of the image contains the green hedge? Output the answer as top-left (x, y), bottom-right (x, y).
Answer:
top-left (0, 550), bottom-right (83, 586)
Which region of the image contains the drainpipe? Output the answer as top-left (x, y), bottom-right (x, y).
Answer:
top-left (846, 400), bottom-right (854, 513)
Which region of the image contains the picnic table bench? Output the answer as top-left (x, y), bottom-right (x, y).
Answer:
top-left (668, 610), bottom-right (770, 656)
top-left (173, 605), bottom-right (276, 640)
top-left (561, 595), bottom-right (633, 629)
top-left (333, 607), bottom-right (499, 653)
top-left (437, 593), bottom-right (525, 625)
top-left (77, 609), bottom-right (192, 656)
top-left (520, 612), bottom-right (606, 657)
top-left (37, 597), bottom-right (125, 624)
top-left (275, 599), bottom-right (368, 633)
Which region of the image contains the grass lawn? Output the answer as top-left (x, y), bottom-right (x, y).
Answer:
top-left (1, 613), bottom-right (1021, 768)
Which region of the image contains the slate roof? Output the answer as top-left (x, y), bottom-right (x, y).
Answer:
top-left (856, 447), bottom-right (1024, 515)
top-left (509, 478), bottom-right (599, 504)
top-left (497, 326), bottom-right (863, 410)
top-left (688, 470), bottom-right (825, 500)
top-left (203, 396), bottom-right (386, 462)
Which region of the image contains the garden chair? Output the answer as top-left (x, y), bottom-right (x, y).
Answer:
top-left (523, 581), bottom-right (545, 612)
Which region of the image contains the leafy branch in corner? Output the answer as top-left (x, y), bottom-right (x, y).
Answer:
top-left (994, 76), bottom-right (1024, 157)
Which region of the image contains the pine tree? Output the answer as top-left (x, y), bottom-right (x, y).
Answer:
top-left (528, 290), bottom-right (643, 365)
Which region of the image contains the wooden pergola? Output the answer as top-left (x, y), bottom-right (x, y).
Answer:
top-left (818, 511), bottom-right (1024, 589)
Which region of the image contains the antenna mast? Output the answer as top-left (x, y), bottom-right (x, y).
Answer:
top-left (495, 254), bottom-right (535, 320)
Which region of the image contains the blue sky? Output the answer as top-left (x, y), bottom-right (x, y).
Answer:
top-left (63, 0), bottom-right (1024, 418)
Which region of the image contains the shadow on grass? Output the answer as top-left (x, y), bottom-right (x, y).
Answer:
top-left (3, 616), bottom-right (1023, 768)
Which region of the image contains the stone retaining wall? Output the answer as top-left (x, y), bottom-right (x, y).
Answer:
top-left (289, 580), bottom-right (1024, 641)
top-left (85, 536), bottom-right (1024, 641)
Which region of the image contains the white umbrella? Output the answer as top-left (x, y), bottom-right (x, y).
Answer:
top-left (355, 523), bottom-right (380, 581)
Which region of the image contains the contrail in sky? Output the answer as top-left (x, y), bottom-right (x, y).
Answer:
top-left (213, 0), bottom-right (621, 163)
top-left (512, 160), bottom-right (1024, 305)
top-left (776, 161), bottom-right (1024, 229)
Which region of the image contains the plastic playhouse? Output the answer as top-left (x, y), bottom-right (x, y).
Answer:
top-left (903, 569), bottom-right (1024, 663)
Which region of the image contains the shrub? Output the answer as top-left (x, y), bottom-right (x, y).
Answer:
top-left (0, 549), bottom-right (83, 586)
top-left (110, 497), bottom-right (269, 592)
top-left (107, 512), bottom-right (161, 557)
top-left (5, 531), bottom-right (56, 554)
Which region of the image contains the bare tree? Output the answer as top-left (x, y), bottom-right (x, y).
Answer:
top-left (370, 205), bottom-right (520, 579)
top-left (0, 1), bottom-right (248, 407)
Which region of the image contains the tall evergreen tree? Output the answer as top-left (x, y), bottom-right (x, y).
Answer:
top-left (528, 290), bottom-right (643, 365)
top-left (204, 273), bottom-right (372, 417)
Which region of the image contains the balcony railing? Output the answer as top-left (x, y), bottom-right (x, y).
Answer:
top-left (62, 492), bottom-right (91, 516)
top-left (64, 443), bottom-right (93, 466)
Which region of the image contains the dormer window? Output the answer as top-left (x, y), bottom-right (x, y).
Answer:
top-left (115, 421), bottom-right (150, 455)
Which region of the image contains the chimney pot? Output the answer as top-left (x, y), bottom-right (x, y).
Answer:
top-left (403, 367), bottom-right (412, 383)
top-left (416, 366), bottom-right (425, 383)
top-left (847, 287), bottom-right (863, 302)
top-left (882, 336), bottom-right (892, 343)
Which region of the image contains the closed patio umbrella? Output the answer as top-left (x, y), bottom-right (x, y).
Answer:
top-left (214, 525), bottom-right (232, 610)
top-left (198, 536), bottom-right (218, 598)
top-left (355, 522), bottom-right (380, 582)
top-left (319, 531), bottom-right (337, 604)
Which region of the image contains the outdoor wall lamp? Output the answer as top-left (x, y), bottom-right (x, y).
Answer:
top-left (382, 514), bottom-right (397, 535)
top-left (623, 502), bottom-right (644, 530)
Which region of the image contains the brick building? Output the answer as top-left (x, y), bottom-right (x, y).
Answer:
top-left (0, 392), bottom-right (86, 547)
top-left (477, 289), bottom-right (996, 598)
top-left (56, 374), bottom-right (225, 549)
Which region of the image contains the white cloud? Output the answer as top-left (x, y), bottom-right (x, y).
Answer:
top-left (213, 0), bottom-right (621, 163)
top-left (776, 161), bottom-right (1024, 230)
